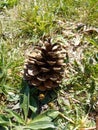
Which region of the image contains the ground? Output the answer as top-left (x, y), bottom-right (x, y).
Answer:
top-left (0, 0), bottom-right (98, 130)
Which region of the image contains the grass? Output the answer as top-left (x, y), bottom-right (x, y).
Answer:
top-left (0, 0), bottom-right (98, 129)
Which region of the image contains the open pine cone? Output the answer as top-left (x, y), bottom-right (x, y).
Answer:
top-left (24, 37), bottom-right (66, 91)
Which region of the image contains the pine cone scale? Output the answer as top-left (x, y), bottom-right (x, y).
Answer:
top-left (41, 67), bottom-right (50, 72)
top-left (35, 60), bottom-right (45, 65)
top-left (47, 60), bottom-right (56, 66)
top-left (30, 78), bottom-right (41, 86)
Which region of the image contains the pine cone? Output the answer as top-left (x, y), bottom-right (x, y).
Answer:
top-left (24, 37), bottom-right (66, 91)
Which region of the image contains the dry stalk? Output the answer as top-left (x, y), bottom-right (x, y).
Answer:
top-left (96, 115), bottom-right (98, 130)
top-left (59, 113), bottom-right (75, 124)
top-left (79, 126), bottom-right (96, 130)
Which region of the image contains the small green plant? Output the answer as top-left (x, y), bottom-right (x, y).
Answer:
top-left (0, 41), bottom-right (23, 95)
top-left (0, 0), bottom-right (19, 10)
top-left (0, 83), bottom-right (60, 130)
top-left (18, 1), bottom-right (56, 37)
top-left (0, 42), bottom-right (11, 94)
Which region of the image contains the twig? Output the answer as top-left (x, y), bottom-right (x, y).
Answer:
top-left (79, 127), bottom-right (96, 130)
top-left (96, 115), bottom-right (98, 130)
top-left (59, 113), bottom-right (75, 124)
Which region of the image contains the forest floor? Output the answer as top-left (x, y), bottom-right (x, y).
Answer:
top-left (0, 0), bottom-right (98, 130)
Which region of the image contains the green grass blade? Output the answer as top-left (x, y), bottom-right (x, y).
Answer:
top-left (5, 109), bottom-right (25, 125)
top-left (20, 81), bottom-right (30, 122)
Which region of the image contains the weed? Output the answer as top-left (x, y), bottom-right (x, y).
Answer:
top-left (0, 0), bottom-right (19, 10)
